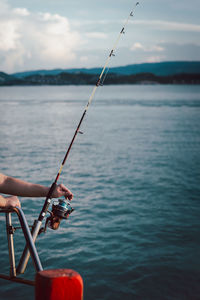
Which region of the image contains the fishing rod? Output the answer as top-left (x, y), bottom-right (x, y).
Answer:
top-left (39, 0), bottom-right (140, 230)
top-left (17, 1), bottom-right (140, 274)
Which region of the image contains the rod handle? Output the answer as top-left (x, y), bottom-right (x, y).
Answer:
top-left (38, 182), bottom-right (57, 221)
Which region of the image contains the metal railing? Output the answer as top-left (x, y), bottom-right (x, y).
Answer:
top-left (0, 207), bottom-right (43, 285)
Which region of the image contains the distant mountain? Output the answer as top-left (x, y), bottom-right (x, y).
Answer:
top-left (1, 61), bottom-right (200, 86)
top-left (110, 61), bottom-right (200, 76)
top-left (0, 72), bottom-right (17, 83)
top-left (1, 72), bottom-right (199, 86)
top-left (0, 71), bottom-right (24, 85)
top-left (12, 68), bottom-right (101, 78)
top-left (12, 61), bottom-right (200, 78)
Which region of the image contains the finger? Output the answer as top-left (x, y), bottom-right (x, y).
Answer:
top-left (57, 184), bottom-right (73, 201)
top-left (60, 184), bottom-right (71, 194)
top-left (64, 191), bottom-right (73, 201)
top-left (68, 193), bottom-right (73, 201)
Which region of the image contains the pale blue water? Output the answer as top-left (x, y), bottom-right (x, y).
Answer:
top-left (0, 85), bottom-right (200, 300)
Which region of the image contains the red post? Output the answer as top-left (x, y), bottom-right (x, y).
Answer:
top-left (35, 269), bottom-right (83, 300)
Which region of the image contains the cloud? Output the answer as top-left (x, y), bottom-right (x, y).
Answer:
top-left (132, 20), bottom-right (200, 33)
top-left (13, 8), bottom-right (30, 16)
top-left (0, 0), bottom-right (81, 72)
top-left (72, 18), bottom-right (200, 33)
top-left (131, 42), bottom-right (164, 52)
top-left (0, 19), bottom-right (20, 52)
top-left (131, 42), bottom-right (144, 51)
top-left (146, 56), bottom-right (166, 63)
top-left (128, 42), bottom-right (200, 64)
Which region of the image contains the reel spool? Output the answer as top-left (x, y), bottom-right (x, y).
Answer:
top-left (43, 199), bottom-right (74, 232)
top-left (52, 199), bottom-right (74, 220)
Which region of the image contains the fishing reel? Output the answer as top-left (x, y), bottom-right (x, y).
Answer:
top-left (42, 199), bottom-right (74, 232)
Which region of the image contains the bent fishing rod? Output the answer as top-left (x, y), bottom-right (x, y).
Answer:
top-left (17, 2), bottom-right (140, 274)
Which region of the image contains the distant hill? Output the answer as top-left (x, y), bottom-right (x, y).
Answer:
top-left (12, 61), bottom-right (200, 78)
top-left (110, 61), bottom-right (200, 76)
top-left (1, 61), bottom-right (200, 86)
top-left (0, 72), bottom-right (23, 84)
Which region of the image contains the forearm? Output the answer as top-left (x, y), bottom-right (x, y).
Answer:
top-left (0, 174), bottom-right (49, 198)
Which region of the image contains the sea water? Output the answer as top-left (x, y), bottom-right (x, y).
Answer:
top-left (0, 85), bottom-right (200, 300)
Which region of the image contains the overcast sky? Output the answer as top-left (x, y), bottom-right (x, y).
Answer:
top-left (0, 0), bottom-right (200, 73)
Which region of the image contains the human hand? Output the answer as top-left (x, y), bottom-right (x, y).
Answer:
top-left (5, 196), bottom-right (21, 208)
top-left (52, 184), bottom-right (73, 201)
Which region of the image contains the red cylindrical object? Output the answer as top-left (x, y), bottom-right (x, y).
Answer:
top-left (35, 269), bottom-right (83, 300)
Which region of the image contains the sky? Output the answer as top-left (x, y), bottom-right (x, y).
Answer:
top-left (0, 0), bottom-right (200, 73)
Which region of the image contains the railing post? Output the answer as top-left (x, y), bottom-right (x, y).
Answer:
top-left (5, 212), bottom-right (16, 277)
top-left (35, 269), bottom-right (83, 300)
top-left (17, 220), bottom-right (42, 274)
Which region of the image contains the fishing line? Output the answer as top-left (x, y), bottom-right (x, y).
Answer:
top-left (46, 1), bottom-right (140, 200)
top-left (100, 66), bottom-right (110, 86)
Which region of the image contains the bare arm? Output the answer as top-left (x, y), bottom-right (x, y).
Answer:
top-left (0, 173), bottom-right (73, 203)
top-left (0, 173), bottom-right (49, 197)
